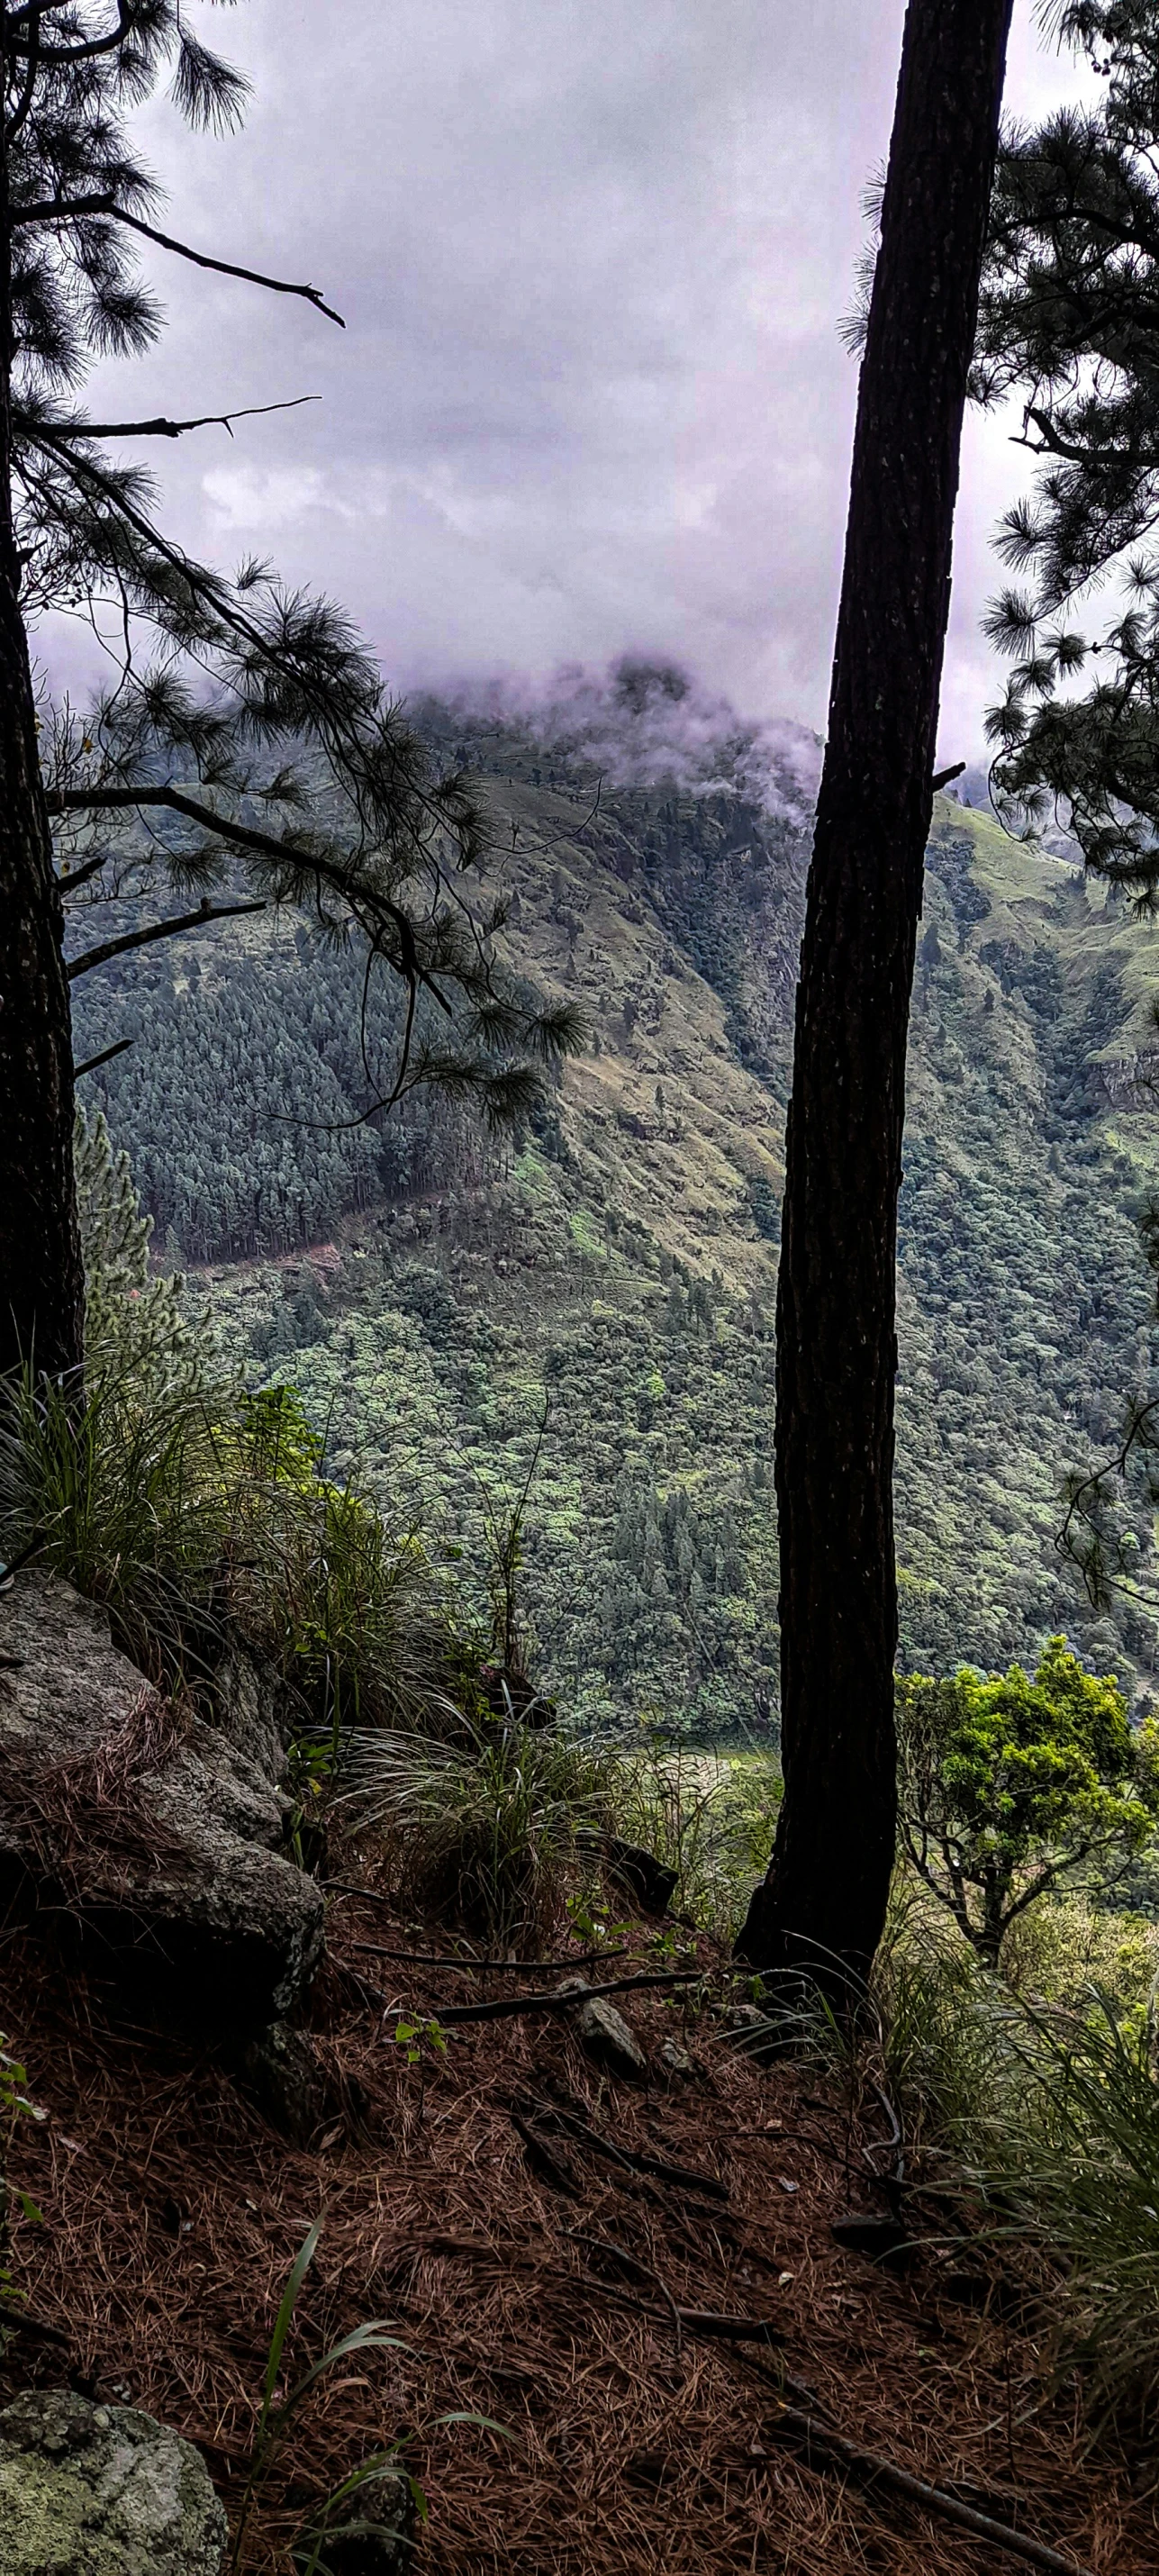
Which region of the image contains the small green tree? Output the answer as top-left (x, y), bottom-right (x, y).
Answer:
top-left (897, 1637), bottom-right (1159, 1968)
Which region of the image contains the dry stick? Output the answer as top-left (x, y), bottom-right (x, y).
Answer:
top-left (510, 2111), bottom-right (582, 2200)
top-left (534, 2098), bottom-right (730, 2203)
top-left (567, 2230), bottom-right (684, 2355)
top-left (435, 1969), bottom-right (702, 2025)
top-left (348, 1935), bottom-right (630, 1973)
top-left (768, 2407), bottom-right (1093, 2576)
top-left (591, 2280), bottom-right (783, 2347)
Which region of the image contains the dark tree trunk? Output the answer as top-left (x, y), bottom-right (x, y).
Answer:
top-left (0, 62), bottom-right (83, 1383)
top-left (737, 0), bottom-right (1013, 1995)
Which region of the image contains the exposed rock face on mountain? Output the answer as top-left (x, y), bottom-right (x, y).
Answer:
top-left (0, 2389), bottom-right (227, 2575)
top-left (0, 1573), bottom-right (322, 2029)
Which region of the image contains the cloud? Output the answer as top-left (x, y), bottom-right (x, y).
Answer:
top-left (34, 0), bottom-right (1096, 752)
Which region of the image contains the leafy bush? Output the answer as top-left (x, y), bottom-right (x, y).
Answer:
top-left (896, 1637), bottom-right (1159, 1964)
top-left (0, 1129), bottom-right (473, 1746)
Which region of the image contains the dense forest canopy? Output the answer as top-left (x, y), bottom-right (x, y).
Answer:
top-left (68, 679), bottom-right (1159, 1735)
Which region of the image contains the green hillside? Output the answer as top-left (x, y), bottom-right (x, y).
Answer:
top-left (71, 717), bottom-right (1159, 1732)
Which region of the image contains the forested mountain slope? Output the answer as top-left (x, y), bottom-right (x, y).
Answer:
top-left (71, 694), bottom-right (1159, 1731)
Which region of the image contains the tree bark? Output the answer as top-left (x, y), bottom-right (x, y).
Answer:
top-left (0, 42), bottom-right (84, 1383)
top-left (737, 0), bottom-right (1014, 1994)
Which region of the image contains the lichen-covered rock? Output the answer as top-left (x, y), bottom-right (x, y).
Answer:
top-left (238, 2019), bottom-right (330, 2144)
top-left (556, 1978), bottom-right (647, 2081)
top-left (0, 1573), bottom-right (323, 2031)
top-left (210, 1640), bottom-right (310, 1783)
top-left (0, 2388), bottom-right (227, 2574)
top-left (309, 2464), bottom-right (416, 2572)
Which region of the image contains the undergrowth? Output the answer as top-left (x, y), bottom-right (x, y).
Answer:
top-left (341, 1716), bottom-right (616, 1949)
top-left (805, 1876), bottom-right (1159, 2455)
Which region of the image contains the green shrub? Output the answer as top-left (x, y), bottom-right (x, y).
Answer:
top-left (897, 1637), bottom-right (1159, 1966)
top-left (340, 1716), bottom-right (616, 1950)
top-left (810, 1881), bottom-right (1159, 2446)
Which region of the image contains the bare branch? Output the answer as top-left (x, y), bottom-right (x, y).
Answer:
top-left (67, 898), bottom-right (265, 980)
top-left (10, 196), bottom-right (344, 327)
top-left (73, 1036), bottom-right (134, 1077)
top-left (32, 395), bottom-right (320, 443)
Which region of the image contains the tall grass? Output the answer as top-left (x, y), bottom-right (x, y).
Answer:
top-left (341, 1715), bottom-right (615, 1949)
top-left (0, 1358), bottom-right (466, 1742)
top-left (612, 1744), bottom-right (781, 1938)
top-left (806, 1878), bottom-right (1159, 2452)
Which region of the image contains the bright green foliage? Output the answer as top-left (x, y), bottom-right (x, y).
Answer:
top-left (3, 1140), bottom-right (470, 1730)
top-left (897, 1637), bottom-right (1159, 1965)
top-left (73, 720), bottom-right (1159, 1715)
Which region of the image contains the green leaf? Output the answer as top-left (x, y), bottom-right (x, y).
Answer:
top-left (259, 2217), bottom-right (323, 2442)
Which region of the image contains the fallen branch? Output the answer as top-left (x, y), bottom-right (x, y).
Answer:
top-left (349, 1934), bottom-right (629, 1973)
top-left (510, 2112), bottom-right (582, 2200)
top-left (536, 2097), bottom-right (729, 2202)
top-left (567, 2230), bottom-right (684, 2353)
top-left (575, 2271), bottom-right (783, 2347)
top-left (769, 2405), bottom-right (1093, 2575)
top-left (435, 1970), bottom-right (702, 2026)
top-left (0, 2305), bottom-right (70, 2349)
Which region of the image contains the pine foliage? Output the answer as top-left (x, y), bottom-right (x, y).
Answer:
top-left (5, 3), bottom-right (582, 1115)
top-left (978, 5), bottom-right (1159, 891)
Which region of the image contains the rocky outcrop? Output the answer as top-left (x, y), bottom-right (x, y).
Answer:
top-left (0, 1573), bottom-right (323, 2031)
top-left (0, 2388), bottom-right (227, 2575)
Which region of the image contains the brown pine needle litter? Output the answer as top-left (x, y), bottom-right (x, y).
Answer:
top-left (1, 1874), bottom-right (1154, 2576)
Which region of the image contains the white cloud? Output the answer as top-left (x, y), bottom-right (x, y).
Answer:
top-left (34, 0), bottom-right (1097, 753)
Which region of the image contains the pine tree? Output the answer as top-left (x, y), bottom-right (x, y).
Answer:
top-left (736, 0), bottom-right (1014, 1997)
top-left (979, 4), bottom-right (1159, 884)
top-left (0, 3), bottom-right (582, 1380)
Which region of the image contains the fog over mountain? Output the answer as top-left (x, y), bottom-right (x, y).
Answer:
top-left (35, 1), bottom-right (1094, 759)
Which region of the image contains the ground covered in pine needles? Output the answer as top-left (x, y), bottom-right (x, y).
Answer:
top-left (1, 1873), bottom-right (1153, 2576)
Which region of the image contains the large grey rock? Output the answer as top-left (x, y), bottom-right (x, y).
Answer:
top-left (0, 1573), bottom-right (323, 2030)
top-left (0, 2388), bottom-right (227, 2575)
top-left (210, 1638), bottom-right (309, 1782)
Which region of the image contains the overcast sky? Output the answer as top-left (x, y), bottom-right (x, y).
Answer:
top-left (45, 0), bottom-right (1093, 762)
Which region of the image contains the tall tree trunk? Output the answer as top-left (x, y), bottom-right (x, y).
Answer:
top-left (0, 50), bottom-right (84, 1383)
top-left (737, 0), bottom-right (1013, 1995)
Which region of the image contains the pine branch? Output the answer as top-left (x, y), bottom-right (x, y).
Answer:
top-left (10, 196), bottom-right (345, 326)
top-left (31, 395), bottom-right (320, 442)
top-left (67, 897), bottom-right (265, 980)
top-left (47, 781), bottom-right (457, 1014)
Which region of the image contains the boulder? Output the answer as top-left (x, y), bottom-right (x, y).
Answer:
top-left (210, 1638), bottom-right (310, 1782)
top-left (0, 1573), bottom-right (323, 2032)
top-left (0, 2388), bottom-right (227, 2575)
top-left (602, 1836), bottom-right (677, 1917)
